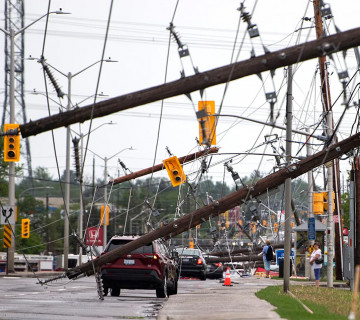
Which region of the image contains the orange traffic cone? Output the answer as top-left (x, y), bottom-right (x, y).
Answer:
top-left (223, 267), bottom-right (233, 286)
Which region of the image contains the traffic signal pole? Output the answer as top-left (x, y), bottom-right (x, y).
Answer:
top-left (7, 29), bottom-right (16, 273)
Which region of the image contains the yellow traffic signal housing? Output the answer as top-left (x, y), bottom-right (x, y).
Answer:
top-left (21, 218), bottom-right (30, 238)
top-left (100, 205), bottom-right (109, 226)
top-left (323, 191), bottom-right (335, 212)
top-left (313, 192), bottom-right (325, 215)
top-left (4, 124), bottom-right (20, 162)
top-left (163, 156), bottom-right (186, 187)
top-left (189, 239), bottom-right (194, 249)
top-left (198, 101), bottom-right (216, 146)
top-left (273, 222), bottom-right (278, 233)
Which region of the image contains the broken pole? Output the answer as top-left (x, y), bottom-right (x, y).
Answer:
top-left (109, 147), bottom-right (219, 185)
top-left (21, 27), bottom-right (360, 138)
top-left (64, 131), bottom-right (360, 279)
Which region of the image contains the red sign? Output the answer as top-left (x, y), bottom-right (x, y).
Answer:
top-left (86, 227), bottom-right (103, 246)
top-left (343, 227), bottom-right (349, 236)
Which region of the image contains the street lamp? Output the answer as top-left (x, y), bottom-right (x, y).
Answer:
top-left (33, 57), bottom-right (117, 270)
top-left (0, 8), bottom-right (69, 273)
top-left (88, 147), bottom-right (134, 247)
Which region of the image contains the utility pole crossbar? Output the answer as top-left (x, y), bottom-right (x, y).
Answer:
top-left (64, 131), bottom-right (360, 280)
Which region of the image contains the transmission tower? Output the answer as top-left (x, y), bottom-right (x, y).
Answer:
top-left (2, 0), bottom-right (32, 178)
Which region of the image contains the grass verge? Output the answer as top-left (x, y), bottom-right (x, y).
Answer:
top-left (256, 285), bottom-right (355, 320)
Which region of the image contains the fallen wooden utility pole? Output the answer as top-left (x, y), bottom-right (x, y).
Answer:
top-left (64, 131), bottom-right (360, 280)
top-left (109, 147), bottom-right (219, 185)
top-left (21, 27), bottom-right (360, 138)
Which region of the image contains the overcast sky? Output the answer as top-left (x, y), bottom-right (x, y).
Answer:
top-left (1, 0), bottom-right (360, 189)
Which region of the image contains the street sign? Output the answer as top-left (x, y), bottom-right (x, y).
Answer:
top-left (0, 206), bottom-right (15, 225)
top-left (275, 249), bottom-right (295, 265)
top-left (85, 227), bottom-right (103, 246)
top-left (3, 224), bottom-right (11, 248)
top-left (308, 217), bottom-right (316, 241)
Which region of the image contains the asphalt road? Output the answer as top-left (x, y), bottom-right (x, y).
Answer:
top-left (0, 275), bottom-right (167, 319)
top-left (0, 274), bottom-right (283, 319)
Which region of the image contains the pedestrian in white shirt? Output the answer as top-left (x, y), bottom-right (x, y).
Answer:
top-left (309, 241), bottom-right (322, 288)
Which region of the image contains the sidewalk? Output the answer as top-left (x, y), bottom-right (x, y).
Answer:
top-left (157, 275), bottom-right (285, 320)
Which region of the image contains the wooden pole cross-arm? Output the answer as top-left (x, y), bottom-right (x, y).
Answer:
top-left (65, 131), bottom-right (360, 279)
top-left (21, 27), bottom-right (360, 138)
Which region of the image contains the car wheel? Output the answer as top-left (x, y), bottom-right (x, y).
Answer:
top-left (103, 286), bottom-right (108, 296)
top-left (200, 272), bottom-right (207, 281)
top-left (110, 287), bottom-right (120, 296)
top-left (168, 275), bottom-right (178, 295)
top-left (156, 274), bottom-right (168, 298)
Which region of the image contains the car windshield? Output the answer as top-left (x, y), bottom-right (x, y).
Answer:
top-left (176, 248), bottom-right (201, 256)
top-left (106, 239), bottom-right (153, 254)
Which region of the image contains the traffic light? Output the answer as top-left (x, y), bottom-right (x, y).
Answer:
top-left (4, 124), bottom-right (20, 162)
top-left (198, 101), bottom-right (216, 146)
top-left (189, 239), bottom-right (194, 249)
top-left (163, 156), bottom-right (186, 187)
top-left (313, 192), bottom-right (325, 215)
top-left (323, 191), bottom-right (335, 213)
top-left (100, 205), bottom-right (109, 226)
top-left (313, 191), bottom-right (335, 214)
top-left (273, 223), bottom-right (278, 233)
top-left (21, 218), bottom-right (30, 238)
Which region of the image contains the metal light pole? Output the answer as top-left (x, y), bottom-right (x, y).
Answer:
top-left (37, 59), bottom-right (116, 270)
top-left (0, 9), bottom-right (69, 273)
top-left (88, 147), bottom-right (134, 248)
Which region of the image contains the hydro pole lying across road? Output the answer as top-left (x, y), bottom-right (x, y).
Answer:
top-left (64, 131), bottom-right (360, 280)
top-left (21, 27), bottom-right (360, 138)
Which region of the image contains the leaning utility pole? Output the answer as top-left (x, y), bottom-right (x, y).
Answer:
top-left (109, 147), bottom-right (219, 185)
top-left (62, 131), bottom-right (360, 280)
top-left (19, 27), bottom-right (360, 138)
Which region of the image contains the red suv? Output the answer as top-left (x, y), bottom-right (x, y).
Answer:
top-left (101, 235), bottom-right (179, 298)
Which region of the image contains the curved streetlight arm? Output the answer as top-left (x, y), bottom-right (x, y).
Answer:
top-left (71, 121), bottom-right (115, 139)
top-left (16, 11), bottom-right (69, 35)
top-left (108, 147), bottom-right (134, 161)
top-left (0, 11), bottom-right (63, 35)
top-left (37, 58), bottom-right (117, 80)
top-left (18, 186), bottom-right (54, 199)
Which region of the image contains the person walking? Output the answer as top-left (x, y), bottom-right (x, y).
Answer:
top-left (310, 241), bottom-right (322, 288)
top-left (262, 239), bottom-right (273, 278)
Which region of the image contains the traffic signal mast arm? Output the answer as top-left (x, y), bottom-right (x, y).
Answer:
top-left (64, 130), bottom-right (360, 280)
top-left (109, 147), bottom-right (219, 186)
top-left (20, 27), bottom-right (360, 138)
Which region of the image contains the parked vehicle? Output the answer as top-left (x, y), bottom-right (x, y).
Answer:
top-left (101, 235), bottom-right (179, 298)
top-left (176, 248), bottom-right (207, 280)
top-left (204, 255), bottom-right (224, 279)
